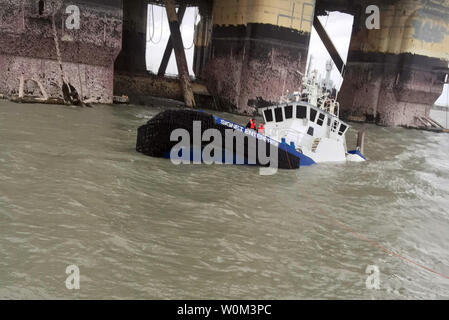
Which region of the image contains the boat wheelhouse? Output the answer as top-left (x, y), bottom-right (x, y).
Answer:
top-left (258, 69), bottom-right (365, 164)
top-left (260, 102), bottom-right (350, 163)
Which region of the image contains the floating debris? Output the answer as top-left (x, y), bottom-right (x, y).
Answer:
top-left (113, 95), bottom-right (130, 104)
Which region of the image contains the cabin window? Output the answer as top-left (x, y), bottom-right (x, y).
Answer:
top-left (317, 113), bottom-right (325, 126)
top-left (38, 0), bottom-right (45, 15)
top-left (284, 105), bottom-right (293, 119)
top-left (310, 109), bottom-right (317, 122)
top-left (301, 93), bottom-right (308, 102)
top-left (332, 120), bottom-right (339, 132)
top-left (274, 107), bottom-right (283, 122)
top-left (327, 117), bottom-right (332, 127)
top-left (307, 127), bottom-right (314, 136)
top-left (296, 105), bottom-right (307, 119)
top-left (264, 109), bottom-right (273, 122)
top-left (338, 124), bottom-right (348, 136)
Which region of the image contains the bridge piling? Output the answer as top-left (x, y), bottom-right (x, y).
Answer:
top-left (337, 0), bottom-right (449, 127)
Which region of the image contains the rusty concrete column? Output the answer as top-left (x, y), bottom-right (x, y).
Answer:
top-left (0, 0), bottom-right (122, 103)
top-left (205, 0), bottom-right (315, 114)
top-left (115, 0), bottom-right (148, 74)
top-left (193, 14), bottom-right (212, 80)
top-left (193, 3), bottom-right (213, 80)
top-left (163, 0), bottom-right (196, 107)
top-left (338, 0), bottom-right (449, 127)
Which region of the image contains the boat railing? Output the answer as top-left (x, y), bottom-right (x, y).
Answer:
top-left (321, 100), bottom-right (340, 118)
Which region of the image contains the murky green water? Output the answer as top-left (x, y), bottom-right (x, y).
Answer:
top-left (1, 99), bottom-right (448, 299)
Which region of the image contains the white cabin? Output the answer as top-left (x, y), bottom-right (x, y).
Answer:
top-left (258, 69), bottom-right (366, 164)
top-left (259, 101), bottom-right (351, 163)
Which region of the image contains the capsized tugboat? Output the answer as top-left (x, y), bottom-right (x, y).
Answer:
top-left (258, 69), bottom-right (366, 166)
top-left (136, 71), bottom-right (366, 169)
top-left (136, 108), bottom-right (302, 169)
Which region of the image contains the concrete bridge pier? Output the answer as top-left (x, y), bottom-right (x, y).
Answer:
top-left (205, 0), bottom-right (316, 114)
top-left (193, 4), bottom-right (213, 80)
top-left (0, 0), bottom-right (122, 104)
top-left (338, 0), bottom-right (449, 127)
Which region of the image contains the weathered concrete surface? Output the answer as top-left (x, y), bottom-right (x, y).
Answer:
top-left (0, 0), bottom-right (122, 103)
top-left (205, 0), bottom-right (315, 114)
top-left (0, 55), bottom-right (115, 103)
top-left (339, 53), bottom-right (447, 126)
top-left (338, 0), bottom-right (449, 127)
top-left (114, 73), bottom-right (210, 106)
top-left (192, 1), bottom-right (213, 80)
top-left (193, 14), bottom-right (212, 80)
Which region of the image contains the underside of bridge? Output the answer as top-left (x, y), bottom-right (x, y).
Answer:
top-left (203, 0), bottom-right (314, 114)
top-left (0, 0), bottom-right (447, 127)
top-left (114, 0), bottom-right (315, 114)
top-left (114, 0), bottom-right (448, 127)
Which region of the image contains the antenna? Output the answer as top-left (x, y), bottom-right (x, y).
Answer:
top-left (306, 55), bottom-right (313, 77)
top-left (324, 59), bottom-right (333, 91)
